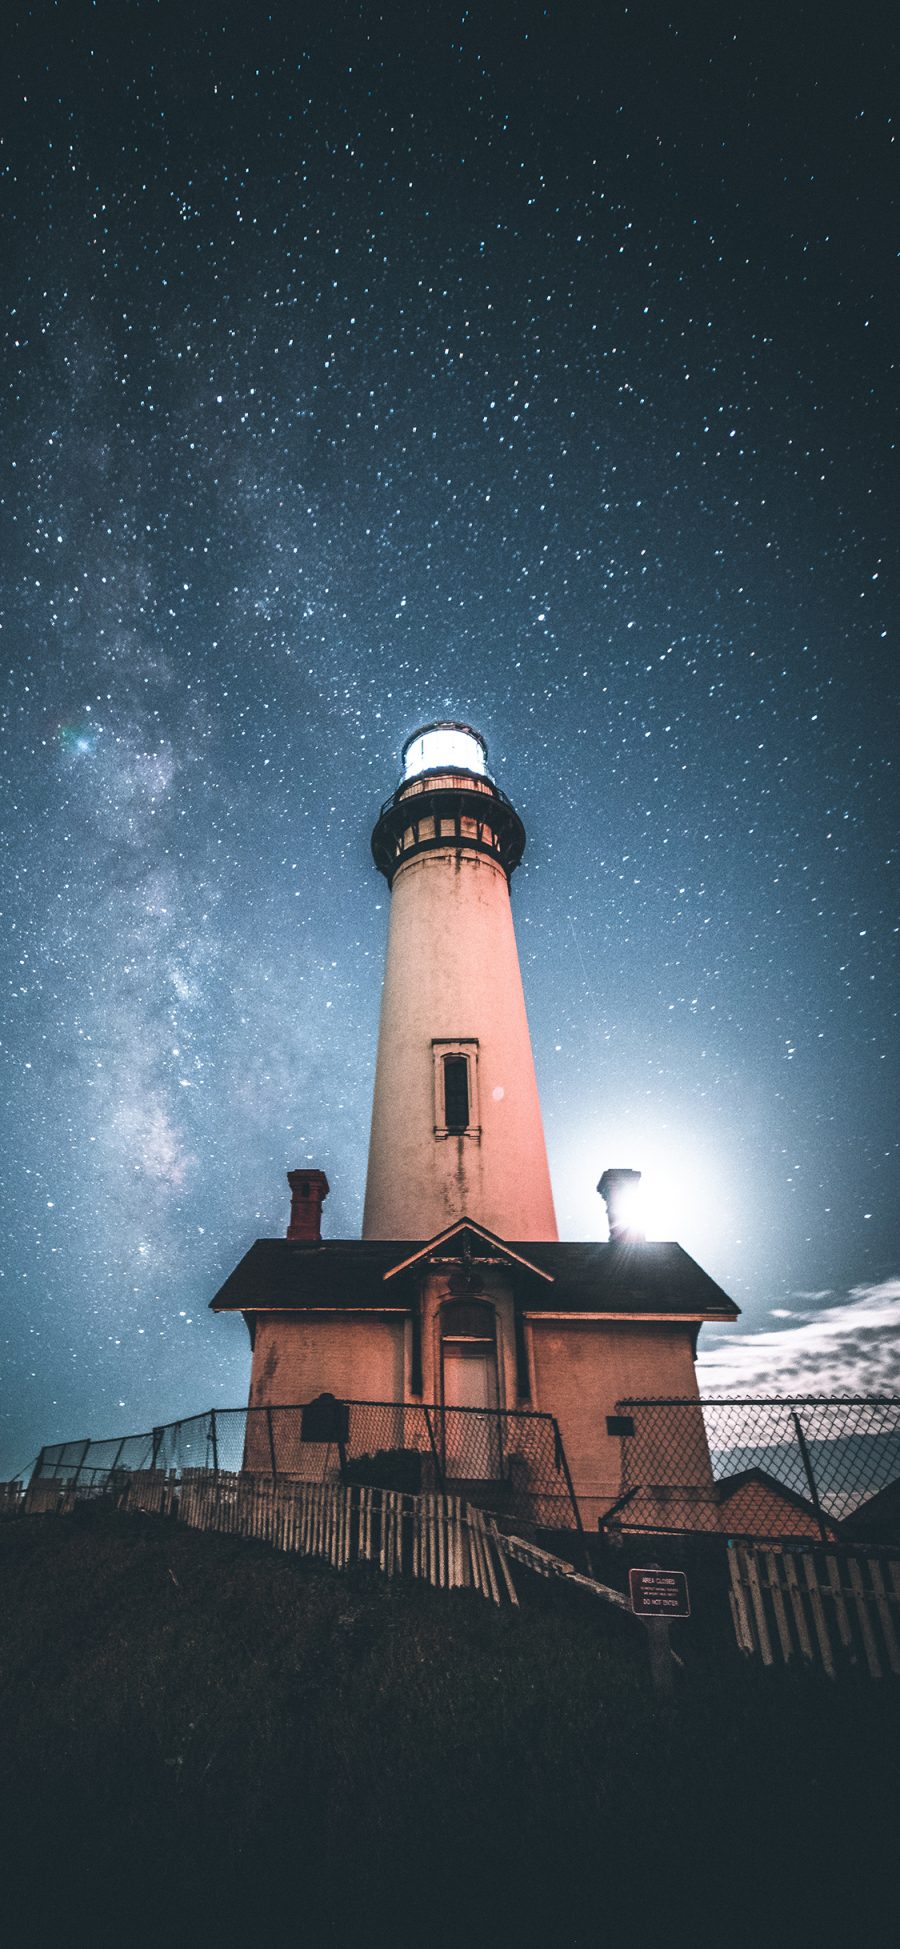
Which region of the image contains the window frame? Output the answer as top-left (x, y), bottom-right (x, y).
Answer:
top-left (432, 1037), bottom-right (480, 1139)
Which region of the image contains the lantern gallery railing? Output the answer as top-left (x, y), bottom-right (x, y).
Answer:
top-left (30, 1399), bottom-right (583, 1535)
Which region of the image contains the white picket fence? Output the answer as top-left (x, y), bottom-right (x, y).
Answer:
top-left (9, 1467), bottom-right (638, 1621)
top-left (728, 1542), bottom-right (900, 1679)
top-left (4, 1470), bottom-right (668, 1636)
top-left (119, 1468), bottom-right (521, 1605)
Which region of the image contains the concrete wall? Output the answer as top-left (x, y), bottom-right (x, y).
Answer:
top-left (363, 846), bottom-right (557, 1241)
top-left (248, 1313), bottom-right (405, 1410)
top-left (245, 1295), bottom-right (712, 1529)
top-left (528, 1317), bottom-right (708, 1526)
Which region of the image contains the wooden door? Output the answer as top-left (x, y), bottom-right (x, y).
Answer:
top-left (442, 1339), bottom-right (501, 1478)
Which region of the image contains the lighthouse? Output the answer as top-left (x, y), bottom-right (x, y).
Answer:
top-left (362, 722), bottom-right (558, 1242)
top-left (211, 715), bottom-right (738, 1526)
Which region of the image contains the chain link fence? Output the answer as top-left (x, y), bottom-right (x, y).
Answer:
top-left (604, 1397), bottom-right (900, 1543)
top-left (29, 1396), bottom-right (900, 1545)
top-left (31, 1398), bottom-right (581, 1532)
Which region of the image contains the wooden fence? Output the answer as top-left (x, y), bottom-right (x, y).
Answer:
top-left (21, 1479), bottom-right (76, 1516)
top-left (728, 1542), bottom-right (900, 1679)
top-left (120, 1469), bottom-right (521, 1605)
top-left (5, 1468), bottom-right (636, 1621)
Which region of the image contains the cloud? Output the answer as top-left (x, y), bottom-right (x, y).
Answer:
top-left (697, 1277), bottom-right (900, 1394)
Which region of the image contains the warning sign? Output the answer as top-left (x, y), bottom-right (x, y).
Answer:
top-left (628, 1567), bottom-right (690, 1619)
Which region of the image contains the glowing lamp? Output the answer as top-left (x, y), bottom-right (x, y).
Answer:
top-left (402, 721), bottom-right (488, 781)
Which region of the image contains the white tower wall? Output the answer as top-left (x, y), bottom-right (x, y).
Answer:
top-left (362, 750), bottom-right (558, 1241)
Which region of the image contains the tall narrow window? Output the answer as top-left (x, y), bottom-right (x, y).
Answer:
top-left (432, 1037), bottom-right (479, 1137)
top-left (443, 1054), bottom-right (470, 1132)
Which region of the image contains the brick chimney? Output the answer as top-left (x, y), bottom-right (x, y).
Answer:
top-left (597, 1168), bottom-right (644, 1244)
top-left (286, 1168), bottom-right (330, 1243)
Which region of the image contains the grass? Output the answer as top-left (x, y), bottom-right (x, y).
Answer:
top-left (1, 1505), bottom-right (897, 1946)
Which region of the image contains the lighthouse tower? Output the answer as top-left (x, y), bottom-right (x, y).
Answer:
top-left (362, 722), bottom-right (558, 1241)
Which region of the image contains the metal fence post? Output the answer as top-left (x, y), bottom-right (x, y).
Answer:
top-left (209, 1410), bottom-right (219, 1475)
top-left (266, 1407), bottom-right (277, 1480)
top-left (106, 1437), bottom-right (127, 1495)
top-left (792, 1410), bottom-right (829, 1544)
top-left (496, 1404), bottom-right (506, 1480)
top-left (422, 1405), bottom-right (445, 1489)
top-left (551, 1416), bottom-right (588, 1567)
top-left (70, 1438), bottom-right (91, 1490)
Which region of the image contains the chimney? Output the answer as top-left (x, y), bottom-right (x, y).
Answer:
top-left (286, 1168), bottom-right (330, 1243)
top-left (597, 1168), bottom-right (644, 1244)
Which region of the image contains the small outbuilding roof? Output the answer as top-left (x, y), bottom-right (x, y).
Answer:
top-left (841, 1475), bottom-right (900, 1545)
top-left (209, 1227), bottom-right (738, 1322)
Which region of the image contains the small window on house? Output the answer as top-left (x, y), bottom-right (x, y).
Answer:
top-left (443, 1054), bottom-right (469, 1132)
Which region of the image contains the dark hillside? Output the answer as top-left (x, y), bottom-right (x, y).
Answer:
top-left (1, 1508), bottom-right (897, 1947)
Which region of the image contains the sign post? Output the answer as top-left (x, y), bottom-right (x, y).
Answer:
top-left (628, 1567), bottom-right (690, 1701)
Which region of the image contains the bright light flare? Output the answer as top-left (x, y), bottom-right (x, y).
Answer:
top-left (610, 1177), bottom-right (645, 1238)
top-left (554, 1118), bottom-right (738, 1263)
top-left (635, 1166), bottom-right (693, 1243)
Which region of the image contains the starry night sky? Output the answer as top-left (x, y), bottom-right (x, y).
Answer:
top-left (2, 1), bottom-right (897, 1474)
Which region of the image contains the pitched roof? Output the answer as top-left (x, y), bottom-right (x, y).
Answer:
top-left (513, 1240), bottom-right (737, 1317)
top-left (841, 1475), bottom-right (900, 1542)
top-left (714, 1467), bottom-right (826, 1517)
top-left (208, 1234), bottom-right (738, 1321)
top-left (712, 1467), bottom-right (839, 1539)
